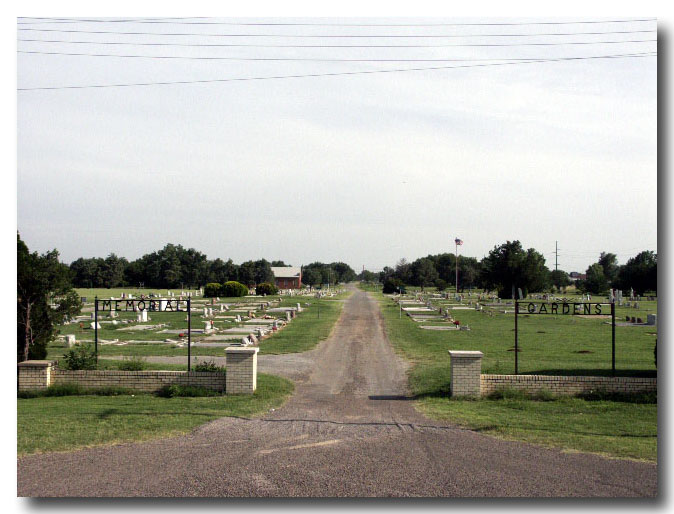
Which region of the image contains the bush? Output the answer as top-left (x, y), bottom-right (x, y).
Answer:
top-left (221, 281), bottom-right (249, 298)
top-left (61, 343), bottom-right (97, 370)
top-left (204, 283), bottom-right (222, 298)
top-left (194, 360), bottom-right (225, 373)
top-left (577, 389), bottom-right (656, 404)
top-left (256, 282), bottom-right (279, 296)
top-left (486, 387), bottom-right (555, 401)
top-left (434, 279), bottom-right (448, 292)
top-left (18, 383), bottom-right (136, 398)
top-left (155, 385), bottom-right (221, 398)
top-left (117, 356), bottom-right (147, 371)
top-left (382, 278), bottom-right (405, 294)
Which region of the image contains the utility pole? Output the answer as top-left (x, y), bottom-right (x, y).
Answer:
top-left (555, 241), bottom-right (559, 271)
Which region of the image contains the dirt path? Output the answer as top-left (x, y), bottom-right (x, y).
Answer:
top-left (18, 286), bottom-right (657, 497)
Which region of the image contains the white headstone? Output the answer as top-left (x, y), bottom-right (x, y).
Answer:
top-left (90, 322), bottom-right (101, 330)
top-left (141, 310), bottom-right (148, 322)
top-left (297, 302), bottom-right (302, 312)
top-left (65, 335), bottom-right (76, 347)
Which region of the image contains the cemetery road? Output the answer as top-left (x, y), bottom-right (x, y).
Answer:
top-left (18, 286), bottom-right (657, 497)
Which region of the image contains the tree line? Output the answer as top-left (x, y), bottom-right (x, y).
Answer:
top-left (69, 243), bottom-right (357, 289)
top-left (359, 241), bottom-right (657, 297)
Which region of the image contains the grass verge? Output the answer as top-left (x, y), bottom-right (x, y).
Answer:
top-left (359, 283), bottom-right (658, 461)
top-left (17, 373), bottom-right (293, 456)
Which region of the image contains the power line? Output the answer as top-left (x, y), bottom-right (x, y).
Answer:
top-left (17, 27), bottom-right (658, 38)
top-left (17, 17), bottom-right (657, 26)
top-left (17, 43), bottom-right (658, 62)
top-left (17, 52), bottom-right (656, 92)
top-left (17, 30), bottom-right (657, 48)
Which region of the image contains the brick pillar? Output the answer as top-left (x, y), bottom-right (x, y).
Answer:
top-left (225, 347), bottom-right (259, 394)
top-left (17, 360), bottom-right (55, 391)
top-left (448, 351), bottom-right (483, 397)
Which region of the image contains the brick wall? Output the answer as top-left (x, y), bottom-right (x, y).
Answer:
top-left (52, 369), bottom-right (225, 393)
top-left (449, 351), bottom-right (483, 397)
top-left (225, 347), bottom-right (258, 394)
top-left (481, 374), bottom-right (656, 396)
top-left (18, 360), bottom-right (225, 393)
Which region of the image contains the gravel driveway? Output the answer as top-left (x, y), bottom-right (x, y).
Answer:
top-left (17, 286), bottom-right (657, 497)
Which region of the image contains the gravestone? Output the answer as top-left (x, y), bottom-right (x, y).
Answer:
top-left (286, 311), bottom-right (291, 322)
top-left (90, 322), bottom-right (101, 330)
top-left (647, 314), bottom-right (657, 326)
top-left (65, 335), bottom-right (76, 347)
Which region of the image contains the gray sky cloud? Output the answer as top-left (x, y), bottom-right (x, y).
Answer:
top-left (17, 17), bottom-right (657, 273)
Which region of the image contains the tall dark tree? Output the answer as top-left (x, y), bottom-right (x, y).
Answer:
top-left (616, 251), bottom-right (657, 295)
top-left (101, 253), bottom-right (128, 288)
top-left (409, 258), bottom-right (439, 290)
top-left (17, 234), bottom-right (81, 362)
top-left (598, 252), bottom-right (619, 286)
top-left (581, 263), bottom-right (609, 295)
top-left (480, 241), bottom-right (550, 298)
top-left (550, 269), bottom-right (572, 292)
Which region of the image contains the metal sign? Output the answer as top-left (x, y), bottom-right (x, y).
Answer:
top-left (514, 300), bottom-right (616, 376)
top-left (94, 297), bottom-right (192, 370)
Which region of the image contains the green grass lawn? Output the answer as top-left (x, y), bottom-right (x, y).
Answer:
top-left (358, 283), bottom-right (658, 461)
top-left (420, 395), bottom-right (657, 462)
top-left (48, 290), bottom-right (351, 360)
top-left (258, 295), bottom-right (349, 354)
top-left (17, 373), bottom-right (293, 456)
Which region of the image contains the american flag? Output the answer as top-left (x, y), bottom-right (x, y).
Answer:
top-left (455, 238), bottom-right (463, 246)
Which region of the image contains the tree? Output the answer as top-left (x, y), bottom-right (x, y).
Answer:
top-left (359, 270), bottom-right (377, 282)
top-left (330, 262), bottom-right (357, 283)
top-left (17, 234), bottom-right (81, 362)
top-left (101, 253), bottom-right (128, 288)
top-left (550, 270), bottom-right (572, 292)
top-left (582, 263), bottom-right (609, 294)
top-left (410, 258), bottom-right (439, 290)
top-left (302, 269), bottom-right (322, 288)
top-left (480, 241), bottom-right (550, 298)
top-left (394, 258), bottom-right (412, 285)
top-left (598, 252), bottom-right (619, 286)
top-left (382, 278), bottom-right (405, 294)
top-left (253, 259), bottom-right (274, 285)
top-left (615, 251), bottom-right (657, 295)
top-left (238, 261), bottom-right (257, 287)
top-left (256, 282), bottom-right (279, 296)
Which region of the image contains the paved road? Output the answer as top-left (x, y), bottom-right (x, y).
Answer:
top-left (18, 286), bottom-right (657, 497)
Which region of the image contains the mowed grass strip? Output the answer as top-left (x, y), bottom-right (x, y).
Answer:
top-left (17, 373), bottom-right (293, 456)
top-left (358, 284), bottom-right (657, 461)
top-left (420, 395), bottom-right (657, 462)
top-left (258, 294), bottom-right (350, 355)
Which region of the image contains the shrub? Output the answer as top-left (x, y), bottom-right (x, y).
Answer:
top-left (194, 360), bottom-right (225, 373)
top-left (577, 389), bottom-right (656, 404)
top-left (117, 356), bottom-right (147, 371)
top-left (155, 385), bottom-right (221, 398)
top-left (256, 282), bottom-right (279, 296)
top-left (434, 279), bottom-right (448, 292)
top-left (61, 343), bottom-right (97, 370)
top-left (204, 283), bottom-right (222, 298)
top-left (486, 387), bottom-right (555, 401)
top-left (18, 383), bottom-right (136, 398)
top-left (221, 281), bottom-right (249, 298)
top-left (382, 278), bottom-right (405, 294)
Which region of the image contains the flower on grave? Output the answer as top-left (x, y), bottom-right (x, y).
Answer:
top-left (179, 333), bottom-right (185, 337)
top-left (453, 320), bottom-right (460, 326)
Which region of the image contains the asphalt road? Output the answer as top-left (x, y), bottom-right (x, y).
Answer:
top-left (17, 286), bottom-right (657, 497)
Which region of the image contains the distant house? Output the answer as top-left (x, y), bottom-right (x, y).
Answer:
top-left (569, 272), bottom-right (587, 281)
top-left (271, 266), bottom-right (302, 289)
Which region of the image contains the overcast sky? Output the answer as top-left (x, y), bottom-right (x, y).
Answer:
top-left (16, 16), bottom-right (657, 273)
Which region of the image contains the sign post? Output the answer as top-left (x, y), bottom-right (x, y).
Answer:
top-left (514, 301), bottom-right (615, 375)
top-left (514, 301), bottom-right (519, 375)
top-left (187, 297), bottom-right (191, 371)
top-left (94, 296), bottom-right (98, 366)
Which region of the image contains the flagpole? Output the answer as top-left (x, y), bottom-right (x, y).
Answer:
top-left (455, 239), bottom-right (459, 296)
